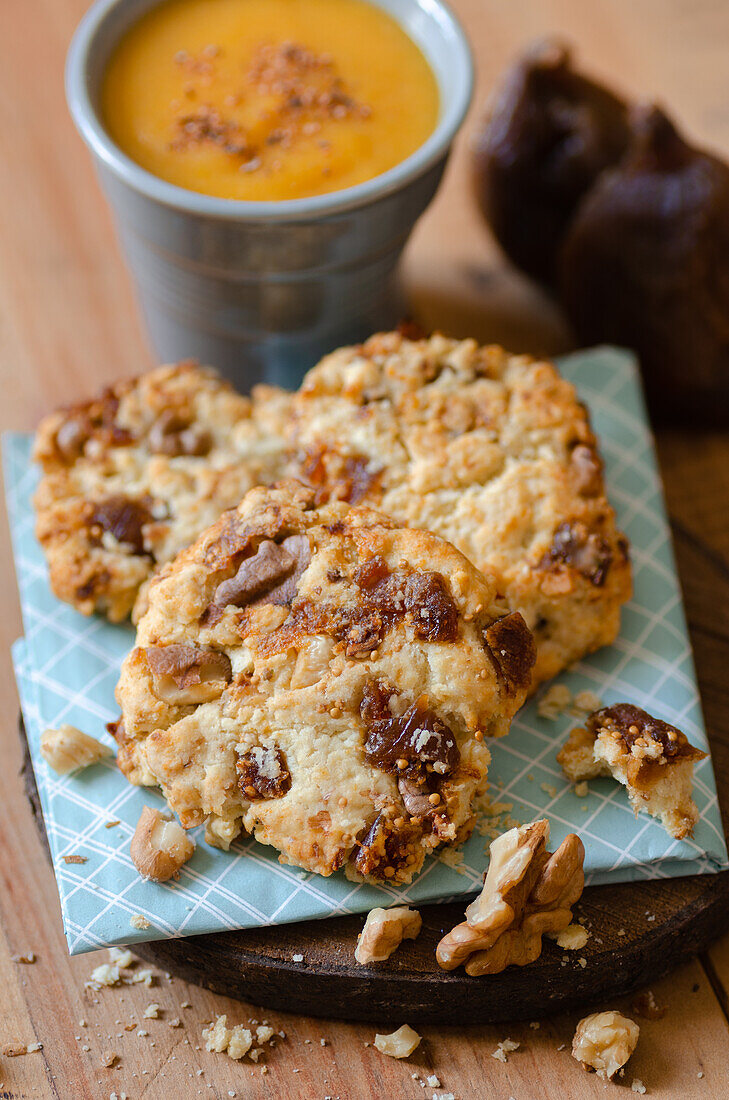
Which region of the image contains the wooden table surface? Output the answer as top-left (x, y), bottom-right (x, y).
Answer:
top-left (2, 1), bottom-right (729, 1096)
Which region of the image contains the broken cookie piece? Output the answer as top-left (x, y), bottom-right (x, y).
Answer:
top-left (40, 724), bottom-right (113, 774)
top-left (354, 906), bottom-right (422, 964)
top-left (572, 1011), bottom-right (639, 1079)
top-left (436, 819), bottom-right (584, 975)
top-left (558, 703), bottom-right (707, 839)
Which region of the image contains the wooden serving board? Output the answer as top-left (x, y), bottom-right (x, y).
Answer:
top-left (21, 723), bottom-right (729, 1024)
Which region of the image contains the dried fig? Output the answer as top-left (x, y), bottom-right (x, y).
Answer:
top-left (472, 39), bottom-right (629, 283)
top-left (559, 105), bottom-right (729, 422)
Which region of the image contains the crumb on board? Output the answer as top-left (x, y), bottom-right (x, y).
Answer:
top-left (109, 948), bottom-right (134, 968)
top-left (3, 1041), bottom-right (43, 1056)
top-left (631, 990), bottom-right (666, 1020)
top-left (553, 923), bottom-right (590, 951)
top-left (202, 1015), bottom-right (278, 1062)
top-left (492, 1038), bottom-right (519, 1062)
top-left (130, 914), bottom-right (151, 930)
top-left (373, 1024), bottom-right (421, 1059)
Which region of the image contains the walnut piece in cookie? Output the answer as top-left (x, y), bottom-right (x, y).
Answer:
top-left (130, 806), bottom-right (195, 882)
top-left (354, 906), bottom-right (422, 964)
top-left (32, 361), bottom-right (291, 621)
top-left (558, 703), bottom-right (707, 839)
top-left (145, 644), bottom-right (232, 705)
top-left (113, 483), bottom-right (535, 885)
top-left (572, 1011), bottom-right (639, 1079)
top-left (436, 819), bottom-right (585, 975)
top-left (40, 724), bottom-right (112, 774)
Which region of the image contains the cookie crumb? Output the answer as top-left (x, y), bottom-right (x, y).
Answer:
top-left (492, 1038), bottom-right (519, 1062)
top-left (130, 914), bottom-right (151, 930)
top-left (109, 948), bottom-right (134, 968)
top-left (631, 990), bottom-right (665, 1020)
top-left (538, 683), bottom-right (573, 719)
top-left (553, 923), bottom-right (590, 950)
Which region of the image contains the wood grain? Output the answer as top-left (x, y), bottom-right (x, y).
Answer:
top-left (20, 726), bottom-right (729, 1026)
top-left (2, 0), bottom-right (729, 1096)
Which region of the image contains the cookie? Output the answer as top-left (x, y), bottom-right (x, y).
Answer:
top-left (33, 333), bottom-right (631, 687)
top-left (112, 482), bottom-right (535, 883)
top-left (558, 702), bottom-right (706, 839)
top-left (286, 331), bottom-right (632, 686)
top-left (33, 362), bottom-right (291, 621)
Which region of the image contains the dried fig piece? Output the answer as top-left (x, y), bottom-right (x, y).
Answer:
top-left (483, 612), bottom-right (536, 693)
top-left (236, 745), bottom-right (292, 800)
top-left (559, 104), bottom-right (729, 423)
top-left (361, 682), bottom-right (460, 783)
top-left (541, 521), bottom-right (612, 586)
top-left (351, 811), bottom-right (421, 880)
top-left (472, 39), bottom-right (629, 283)
top-left (353, 557), bottom-right (459, 643)
top-left (88, 495), bottom-right (152, 554)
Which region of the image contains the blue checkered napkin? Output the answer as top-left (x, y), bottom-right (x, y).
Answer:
top-left (5, 346), bottom-right (727, 954)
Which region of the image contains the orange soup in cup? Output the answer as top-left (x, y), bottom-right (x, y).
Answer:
top-left (101, 0), bottom-right (439, 201)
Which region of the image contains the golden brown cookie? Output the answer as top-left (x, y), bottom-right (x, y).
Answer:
top-left (112, 482), bottom-right (535, 884)
top-left (287, 331), bottom-right (631, 687)
top-left (33, 362), bottom-right (291, 621)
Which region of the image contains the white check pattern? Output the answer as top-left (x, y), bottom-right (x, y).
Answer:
top-left (5, 347), bottom-right (727, 955)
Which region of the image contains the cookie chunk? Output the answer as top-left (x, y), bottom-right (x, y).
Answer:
top-left (112, 482), bottom-right (535, 883)
top-left (558, 703), bottom-right (707, 839)
top-left (33, 362), bottom-right (291, 621)
top-left (286, 331), bottom-right (631, 687)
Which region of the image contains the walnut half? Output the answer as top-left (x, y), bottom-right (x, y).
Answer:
top-left (130, 806), bottom-right (195, 882)
top-left (436, 819), bottom-right (584, 976)
top-left (572, 1011), bottom-right (640, 1079)
top-left (354, 906), bottom-right (422, 965)
top-left (40, 724), bottom-right (113, 774)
